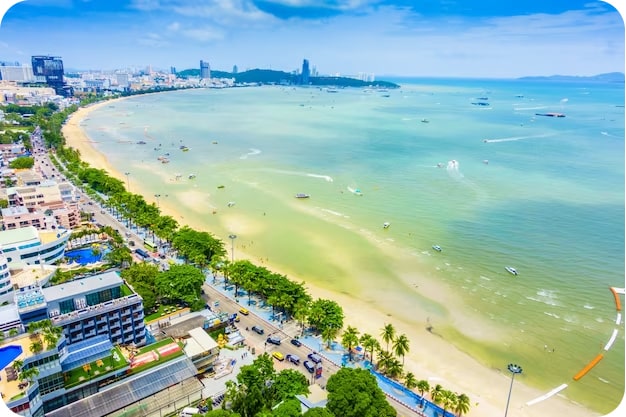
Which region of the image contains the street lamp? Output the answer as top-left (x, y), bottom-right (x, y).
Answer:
top-left (228, 234), bottom-right (237, 263)
top-left (154, 194), bottom-right (161, 208)
top-left (504, 363), bottom-right (523, 417)
top-left (124, 172), bottom-right (131, 191)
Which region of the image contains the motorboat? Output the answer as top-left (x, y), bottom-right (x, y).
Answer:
top-left (432, 245), bottom-right (442, 252)
top-left (505, 266), bottom-right (518, 276)
top-left (227, 201), bottom-right (236, 207)
top-left (383, 222), bottom-right (391, 229)
top-left (188, 174), bottom-right (196, 179)
top-left (295, 193), bottom-right (310, 199)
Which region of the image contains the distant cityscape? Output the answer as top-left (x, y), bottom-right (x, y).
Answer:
top-left (0, 55), bottom-right (379, 101)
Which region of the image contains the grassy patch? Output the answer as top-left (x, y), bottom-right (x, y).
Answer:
top-left (120, 283), bottom-right (133, 297)
top-left (64, 346), bottom-right (127, 389)
top-left (144, 304), bottom-right (179, 323)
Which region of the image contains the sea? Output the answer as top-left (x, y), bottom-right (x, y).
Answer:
top-left (81, 77), bottom-right (625, 414)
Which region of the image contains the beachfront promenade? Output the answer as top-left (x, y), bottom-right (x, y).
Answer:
top-left (200, 276), bottom-right (450, 417)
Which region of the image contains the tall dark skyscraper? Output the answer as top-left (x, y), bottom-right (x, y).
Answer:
top-left (31, 55), bottom-right (72, 96)
top-left (232, 65), bottom-right (238, 74)
top-left (301, 59), bottom-right (310, 85)
top-left (200, 60), bottom-right (211, 79)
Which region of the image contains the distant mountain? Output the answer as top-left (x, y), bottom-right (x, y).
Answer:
top-left (518, 72), bottom-right (624, 82)
top-left (176, 68), bottom-right (399, 88)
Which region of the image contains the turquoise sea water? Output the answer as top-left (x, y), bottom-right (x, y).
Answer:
top-left (82, 78), bottom-right (624, 413)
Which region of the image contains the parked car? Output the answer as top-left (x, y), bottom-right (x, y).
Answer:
top-left (251, 325), bottom-right (264, 335)
top-left (307, 353), bottom-right (322, 364)
top-left (303, 360), bottom-right (315, 373)
top-left (290, 338), bottom-right (302, 347)
top-left (266, 336), bottom-right (281, 345)
top-left (286, 354), bottom-right (300, 365)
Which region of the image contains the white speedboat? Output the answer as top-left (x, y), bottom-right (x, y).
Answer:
top-left (227, 201), bottom-right (236, 207)
top-left (295, 193), bottom-right (310, 199)
top-left (383, 222), bottom-right (391, 229)
top-left (505, 266), bottom-right (518, 276)
top-left (432, 245), bottom-right (442, 252)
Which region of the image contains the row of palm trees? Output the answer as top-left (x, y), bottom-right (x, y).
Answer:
top-left (341, 323), bottom-right (471, 417)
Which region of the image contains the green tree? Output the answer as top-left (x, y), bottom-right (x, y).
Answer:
top-left (326, 368), bottom-right (396, 417)
top-left (359, 333), bottom-right (380, 365)
top-left (455, 393), bottom-right (471, 417)
top-left (302, 408), bottom-right (334, 417)
top-left (416, 380), bottom-right (430, 408)
top-left (341, 325), bottom-right (360, 362)
top-left (205, 410), bottom-right (241, 416)
top-left (392, 333), bottom-right (410, 365)
top-left (155, 264), bottom-right (205, 310)
top-left (308, 299), bottom-right (344, 338)
top-left (9, 156), bottom-right (35, 169)
top-left (273, 369), bottom-right (310, 402)
top-left (441, 390), bottom-right (458, 416)
top-left (404, 372), bottom-right (418, 390)
top-left (272, 398), bottom-right (302, 417)
top-left (380, 323), bottom-right (396, 353)
top-left (0, 199), bottom-right (8, 208)
top-left (430, 384), bottom-right (444, 406)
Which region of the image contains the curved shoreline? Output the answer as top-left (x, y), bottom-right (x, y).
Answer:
top-left (61, 92), bottom-right (597, 417)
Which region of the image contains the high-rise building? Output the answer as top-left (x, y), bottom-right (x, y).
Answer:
top-left (170, 66), bottom-right (177, 75)
top-left (301, 59), bottom-right (310, 85)
top-left (31, 55), bottom-right (72, 96)
top-left (232, 65), bottom-right (238, 74)
top-left (200, 60), bottom-right (211, 79)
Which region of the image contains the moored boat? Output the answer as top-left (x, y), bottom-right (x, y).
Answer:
top-left (295, 193), bottom-right (310, 199)
top-left (432, 245), bottom-right (442, 252)
top-left (383, 222), bottom-right (391, 229)
top-left (505, 266), bottom-right (518, 276)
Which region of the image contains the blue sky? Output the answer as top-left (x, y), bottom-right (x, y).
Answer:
top-left (0, 0), bottom-right (624, 78)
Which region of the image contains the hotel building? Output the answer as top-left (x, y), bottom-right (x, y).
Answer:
top-left (0, 226), bottom-right (70, 268)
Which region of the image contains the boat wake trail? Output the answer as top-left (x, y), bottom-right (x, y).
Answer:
top-left (264, 169), bottom-right (334, 182)
top-left (240, 148), bottom-right (262, 159)
top-left (446, 159), bottom-right (463, 179)
top-left (483, 133), bottom-right (553, 143)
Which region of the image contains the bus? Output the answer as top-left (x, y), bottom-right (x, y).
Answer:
top-left (134, 248), bottom-right (150, 259)
top-left (143, 239), bottom-right (157, 251)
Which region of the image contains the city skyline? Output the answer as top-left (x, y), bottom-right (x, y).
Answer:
top-left (0, 0), bottom-right (624, 78)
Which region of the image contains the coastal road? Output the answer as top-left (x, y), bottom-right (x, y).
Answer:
top-left (201, 282), bottom-right (421, 417)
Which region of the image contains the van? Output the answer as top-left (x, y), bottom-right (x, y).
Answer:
top-left (266, 336), bottom-right (281, 345)
top-left (272, 351), bottom-right (284, 361)
top-left (179, 407), bottom-right (200, 417)
top-left (238, 307), bottom-right (250, 315)
top-left (286, 354), bottom-right (300, 365)
top-left (307, 353), bottom-right (322, 364)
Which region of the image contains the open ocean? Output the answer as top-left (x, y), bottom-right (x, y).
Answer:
top-left (82, 77), bottom-right (624, 413)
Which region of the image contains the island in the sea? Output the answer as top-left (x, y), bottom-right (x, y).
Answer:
top-left (177, 68), bottom-right (400, 89)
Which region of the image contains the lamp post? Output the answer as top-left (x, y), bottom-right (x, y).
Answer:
top-left (504, 363), bottom-right (523, 417)
top-left (124, 172), bottom-right (131, 191)
top-left (228, 234), bottom-right (237, 263)
top-left (154, 194), bottom-right (161, 209)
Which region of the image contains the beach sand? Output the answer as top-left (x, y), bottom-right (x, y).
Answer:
top-left (62, 98), bottom-right (599, 417)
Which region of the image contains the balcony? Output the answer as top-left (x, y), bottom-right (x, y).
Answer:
top-left (109, 320), bottom-right (120, 329)
top-left (50, 295), bottom-right (143, 326)
top-left (110, 330), bottom-right (121, 338)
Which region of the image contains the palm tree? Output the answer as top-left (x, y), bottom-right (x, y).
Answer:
top-left (18, 367), bottom-right (39, 384)
top-left (341, 326), bottom-right (360, 362)
top-left (376, 350), bottom-right (393, 374)
top-left (441, 390), bottom-right (458, 416)
top-left (416, 380), bottom-right (430, 408)
top-left (321, 326), bottom-right (336, 349)
top-left (380, 323), bottom-right (396, 353)
top-left (392, 333), bottom-right (410, 365)
top-left (12, 359), bottom-right (23, 372)
top-left (430, 384), bottom-right (444, 406)
top-left (404, 372), bottom-right (418, 390)
top-left (455, 393), bottom-right (471, 417)
top-left (30, 340), bottom-right (43, 354)
top-left (385, 357), bottom-right (404, 380)
top-left (359, 333), bottom-right (380, 364)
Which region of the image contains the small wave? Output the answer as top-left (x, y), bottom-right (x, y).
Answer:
top-left (543, 312), bottom-right (560, 319)
top-left (583, 304), bottom-right (594, 310)
top-left (483, 133), bottom-right (553, 143)
top-left (320, 208), bottom-right (349, 218)
top-left (307, 173), bottom-right (334, 182)
top-left (240, 148), bottom-right (262, 160)
top-left (513, 106), bottom-right (548, 111)
top-left (598, 377), bottom-right (610, 384)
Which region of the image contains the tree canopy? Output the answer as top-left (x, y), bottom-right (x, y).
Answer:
top-left (326, 368), bottom-right (396, 417)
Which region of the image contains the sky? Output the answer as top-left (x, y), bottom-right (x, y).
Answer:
top-left (0, 0), bottom-right (624, 78)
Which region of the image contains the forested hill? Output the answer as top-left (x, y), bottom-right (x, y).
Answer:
top-left (177, 68), bottom-right (400, 88)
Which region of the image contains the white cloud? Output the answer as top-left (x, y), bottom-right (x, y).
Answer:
top-left (167, 21), bottom-right (180, 32)
top-left (181, 27), bottom-right (225, 42)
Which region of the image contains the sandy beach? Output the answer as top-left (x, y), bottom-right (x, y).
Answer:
top-left (62, 97), bottom-right (601, 417)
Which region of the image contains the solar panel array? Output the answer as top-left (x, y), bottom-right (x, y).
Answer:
top-left (60, 335), bottom-right (113, 371)
top-left (47, 356), bottom-right (199, 417)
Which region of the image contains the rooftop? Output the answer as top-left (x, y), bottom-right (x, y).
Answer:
top-left (0, 226), bottom-right (38, 246)
top-left (42, 270), bottom-right (123, 302)
top-left (184, 327), bottom-right (219, 358)
top-left (10, 264), bottom-right (57, 289)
